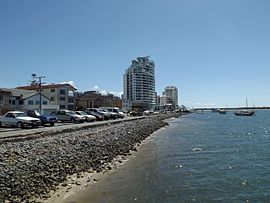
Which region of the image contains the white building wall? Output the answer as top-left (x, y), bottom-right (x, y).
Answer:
top-left (22, 95), bottom-right (59, 113)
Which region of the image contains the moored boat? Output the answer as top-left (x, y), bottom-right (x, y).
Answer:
top-left (234, 110), bottom-right (255, 116)
top-left (234, 98), bottom-right (255, 116)
top-left (218, 109), bottom-right (227, 114)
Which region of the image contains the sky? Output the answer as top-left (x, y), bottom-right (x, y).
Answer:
top-left (1, 0), bottom-right (270, 108)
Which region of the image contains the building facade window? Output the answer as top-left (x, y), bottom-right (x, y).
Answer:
top-left (43, 101), bottom-right (48, 105)
top-left (19, 100), bottom-right (24, 105)
top-left (51, 97), bottom-right (55, 101)
top-left (68, 104), bottom-right (74, 110)
top-left (68, 97), bottom-right (74, 103)
top-left (60, 105), bottom-right (66, 109)
top-left (60, 89), bottom-right (66, 95)
top-left (0, 95), bottom-right (3, 104)
top-left (51, 89), bottom-right (55, 93)
top-left (12, 100), bottom-right (16, 105)
top-left (28, 100), bottom-right (34, 105)
top-left (60, 97), bottom-right (66, 101)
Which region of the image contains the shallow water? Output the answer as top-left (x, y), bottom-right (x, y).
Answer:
top-left (70, 111), bottom-right (270, 202)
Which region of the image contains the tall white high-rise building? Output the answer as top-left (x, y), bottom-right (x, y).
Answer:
top-left (164, 86), bottom-right (178, 107)
top-left (123, 56), bottom-right (156, 111)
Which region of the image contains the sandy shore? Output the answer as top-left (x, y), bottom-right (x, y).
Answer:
top-left (44, 151), bottom-right (135, 203)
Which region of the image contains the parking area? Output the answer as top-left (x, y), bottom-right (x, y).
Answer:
top-left (0, 116), bottom-right (146, 141)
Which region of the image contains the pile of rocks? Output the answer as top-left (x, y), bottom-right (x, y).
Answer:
top-left (0, 113), bottom-right (177, 202)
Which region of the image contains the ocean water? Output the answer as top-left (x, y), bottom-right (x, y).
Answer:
top-left (72, 111), bottom-right (270, 203)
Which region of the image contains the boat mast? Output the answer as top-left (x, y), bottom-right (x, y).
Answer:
top-left (246, 97), bottom-right (248, 108)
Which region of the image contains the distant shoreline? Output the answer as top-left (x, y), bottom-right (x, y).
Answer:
top-left (193, 107), bottom-right (270, 111)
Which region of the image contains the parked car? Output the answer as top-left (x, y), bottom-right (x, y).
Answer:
top-left (101, 107), bottom-right (125, 118)
top-left (0, 111), bottom-right (41, 128)
top-left (85, 110), bottom-right (104, 121)
top-left (99, 108), bottom-right (118, 119)
top-left (50, 110), bottom-right (85, 123)
top-left (27, 110), bottom-right (58, 126)
top-left (75, 111), bottom-right (96, 122)
top-left (86, 108), bottom-right (110, 120)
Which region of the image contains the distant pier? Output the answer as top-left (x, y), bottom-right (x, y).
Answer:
top-left (192, 107), bottom-right (270, 112)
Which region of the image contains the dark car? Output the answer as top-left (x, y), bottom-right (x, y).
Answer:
top-left (27, 110), bottom-right (58, 126)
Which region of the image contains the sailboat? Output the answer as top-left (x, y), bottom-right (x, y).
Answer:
top-left (234, 98), bottom-right (255, 116)
top-left (218, 109), bottom-right (227, 114)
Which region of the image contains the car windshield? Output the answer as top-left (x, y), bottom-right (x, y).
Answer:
top-left (68, 111), bottom-right (76, 115)
top-left (79, 111), bottom-right (87, 115)
top-left (14, 112), bottom-right (27, 117)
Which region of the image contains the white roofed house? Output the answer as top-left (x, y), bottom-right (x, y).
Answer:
top-left (0, 88), bottom-right (59, 115)
top-left (16, 83), bottom-right (77, 111)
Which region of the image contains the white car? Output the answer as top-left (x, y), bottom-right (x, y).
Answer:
top-left (75, 111), bottom-right (96, 122)
top-left (101, 107), bottom-right (125, 118)
top-left (0, 111), bottom-right (41, 128)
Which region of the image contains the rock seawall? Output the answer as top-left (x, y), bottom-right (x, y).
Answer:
top-left (0, 113), bottom-right (178, 202)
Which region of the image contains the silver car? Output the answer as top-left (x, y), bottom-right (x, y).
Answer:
top-left (75, 111), bottom-right (96, 122)
top-left (51, 110), bottom-right (85, 123)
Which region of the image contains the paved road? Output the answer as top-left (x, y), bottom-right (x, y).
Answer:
top-left (0, 116), bottom-right (145, 140)
top-left (0, 122), bottom-right (71, 133)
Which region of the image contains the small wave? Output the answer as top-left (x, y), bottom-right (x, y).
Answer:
top-left (192, 147), bottom-right (203, 152)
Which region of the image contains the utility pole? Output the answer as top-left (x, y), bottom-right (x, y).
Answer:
top-left (31, 74), bottom-right (45, 112)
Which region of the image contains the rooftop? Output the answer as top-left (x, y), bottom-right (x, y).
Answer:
top-left (16, 83), bottom-right (77, 91)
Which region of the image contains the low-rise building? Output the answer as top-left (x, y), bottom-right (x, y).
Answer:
top-left (0, 89), bottom-right (12, 114)
top-left (76, 91), bottom-right (122, 110)
top-left (16, 83), bottom-right (76, 110)
top-left (0, 88), bottom-right (59, 114)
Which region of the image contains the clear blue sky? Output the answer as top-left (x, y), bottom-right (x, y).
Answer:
top-left (1, 0), bottom-right (270, 108)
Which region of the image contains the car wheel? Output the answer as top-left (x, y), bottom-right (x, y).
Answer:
top-left (70, 118), bottom-right (75, 123)
top-left (0, 122), bottom-right (2, 127)
top-left (17, 122), bottom-right (24, 129)
top-left (50, 123), bottom-right (55, 126)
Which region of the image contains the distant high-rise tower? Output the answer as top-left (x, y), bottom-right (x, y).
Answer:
top-left (123, 56), bottom-right (156, 111)
top-left (164, 86), bottom-right (178, 107)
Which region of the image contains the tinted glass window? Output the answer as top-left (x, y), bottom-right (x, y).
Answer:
top-left (60, 89), bottom-right (66, 95)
